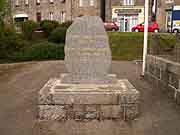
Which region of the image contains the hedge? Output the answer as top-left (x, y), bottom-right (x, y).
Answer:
top-left (108, 32), bottom-right (176, 60)
top-left (1, 32), bottom-right (177, 63)
top-left (9, 41), bottom-right (64, 61)
top-left (109, 32), bottom-right (144, 60)
top-left (48, 27), bottom-right (67, 43)
top-left (0, 31), bottom-right (28, 59)
top-left (40, 20), bottom-right (59, 36)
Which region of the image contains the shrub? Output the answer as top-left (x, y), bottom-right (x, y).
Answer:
top-left (59, 21), bottom-right (72, 29)
top-left (0, 21), bottom-right (15, 36)
top-left (0, 21), bottom-right (4, 36)
top-left (158, 34), bottom-right (176, 49)
top-left (0, 32), bottom-right (28, 58)
top-left (22, 20), bottom-right (38, 40)
top-left (40, 20), bottom-right (59, 35)
top-left (11, 41), bottom-right (64, 61)
top-left (48, 27), bottom-right (67, 43)
top-left (3, 23), bottom-right (16, 35)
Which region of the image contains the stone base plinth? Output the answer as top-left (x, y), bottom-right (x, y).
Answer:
top-left (36, 120), bottom-right (133, 135)
top-left (38, 74), bottom-right (140, 121)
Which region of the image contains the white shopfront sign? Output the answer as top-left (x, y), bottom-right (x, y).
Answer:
top-left (112, 7), bottom-right (144, 32)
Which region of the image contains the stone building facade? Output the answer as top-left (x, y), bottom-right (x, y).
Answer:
top-left (156, 0), bottom-right (180, 31)
top-left (11, 0), bottom-right (163, 32)
top-left (11, 0), bottom-right (112, 23)
top-left (11, 0), bottom-right (68, 22)
top-left (71, 0), bottom-right (112, 21)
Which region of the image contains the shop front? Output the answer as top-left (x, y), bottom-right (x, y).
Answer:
top-left (112, 7), bottom-right (144, 32)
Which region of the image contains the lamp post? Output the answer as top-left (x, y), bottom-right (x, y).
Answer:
top-left (142, 0), bottom-right (149, 76)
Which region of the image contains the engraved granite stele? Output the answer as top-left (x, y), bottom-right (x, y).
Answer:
top-left (38, 16), bottom-right (140, 122)
top-left (62, 16), bottom-right (113, 84)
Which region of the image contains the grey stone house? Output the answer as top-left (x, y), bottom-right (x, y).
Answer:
top-left (11, 0), bottom-right (112, 23)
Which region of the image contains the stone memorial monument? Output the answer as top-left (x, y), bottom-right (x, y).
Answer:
top-left (38, 16), bottom-right (140, 123)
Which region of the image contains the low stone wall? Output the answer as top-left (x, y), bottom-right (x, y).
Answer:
top-left (145, 55), bottom-right (180, 104)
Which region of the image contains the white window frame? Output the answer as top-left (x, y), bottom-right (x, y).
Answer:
top-left (123, 0), bottom-right (134, 6)
top-left (60, 11), bottom-right (66, 23)
top-left (16, 0), bottom-right (19, 6)
top-left (25, 0), bottom-right (29, 5)
top-left (90, 0), bottom-right (94, 6)
top-left (37, 0), bottom-right (40, 4)
top-left (79, 0), bottom-right (83, 7)
top-left (50, 0), bottom-right (54, 3)
top-left (49, 12), bottom-right (54, 20)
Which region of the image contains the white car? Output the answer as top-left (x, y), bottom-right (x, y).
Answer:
top-left (168, 21), bottom-right (180, 33)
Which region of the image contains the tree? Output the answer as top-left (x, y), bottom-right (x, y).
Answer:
top-left (0, 0), bottom-right (7, 36)
top-left (0, 0), bottom-right (6, 20)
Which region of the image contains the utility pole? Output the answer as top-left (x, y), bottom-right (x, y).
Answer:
top-left (142, 0), bottom-right (149, 76)
top-left (171, 3), bottom-right (174, 33)
top-left (152, 0), bottom-right (157, 21)
top-left (100, 0), bottom-right (106, 22)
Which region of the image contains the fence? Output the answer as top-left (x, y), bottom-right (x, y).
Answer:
top-left (145, 33), bottom-right (180, 105)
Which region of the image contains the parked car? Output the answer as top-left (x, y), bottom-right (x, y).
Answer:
top-left (172, 26), bottom-right (180, 33)
top-left (167, 24), bottom-right (180, 33)
top-left (104, 21), bottom-right (119, 31)
top-left (132, 22), bottom-right (159, 33)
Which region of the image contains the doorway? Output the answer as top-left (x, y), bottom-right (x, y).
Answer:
top-left (117, 14), bottom-right (138, 32)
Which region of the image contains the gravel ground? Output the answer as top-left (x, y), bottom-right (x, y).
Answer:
top-left (0, 61), bottom-right (180, 135)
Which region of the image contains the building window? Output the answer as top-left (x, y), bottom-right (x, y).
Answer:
top-left (79, 0), bottom-right (83, 7)
top-left (36, 0), bottom-right (40, 5)
top-left (60, 11), bottom-right (66, 23)
top-left (60, 0), bottom-right (65, 3)
top-left (123, 0), bottom-right (134, 6)
top-left (80, 0), bottom-right (95, 7)
top-left (50, 0), bottom-right (54, 4)
top-left (15, 0), bottom-right (19, 6)
top-left (49, 12), bottom-right (54, 20)
top-left (36, 12), bottom-right (41, 22)
top-left (89, 0), bottom-right (94, 6)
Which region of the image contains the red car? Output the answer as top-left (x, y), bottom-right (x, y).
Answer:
top-left (104, 22), bottom-right (119, 31)
top-left (132, 22), bottom-right (159, 32)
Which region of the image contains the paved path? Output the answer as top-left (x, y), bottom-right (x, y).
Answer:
top-left (0, 61), bottom-right (180, 135)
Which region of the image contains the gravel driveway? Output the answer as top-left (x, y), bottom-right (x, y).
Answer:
top-left (0, 61), bottom-right (180, 135)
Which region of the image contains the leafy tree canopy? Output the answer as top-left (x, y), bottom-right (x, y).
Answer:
top-left (0, 0), bottom-right (6, 20)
